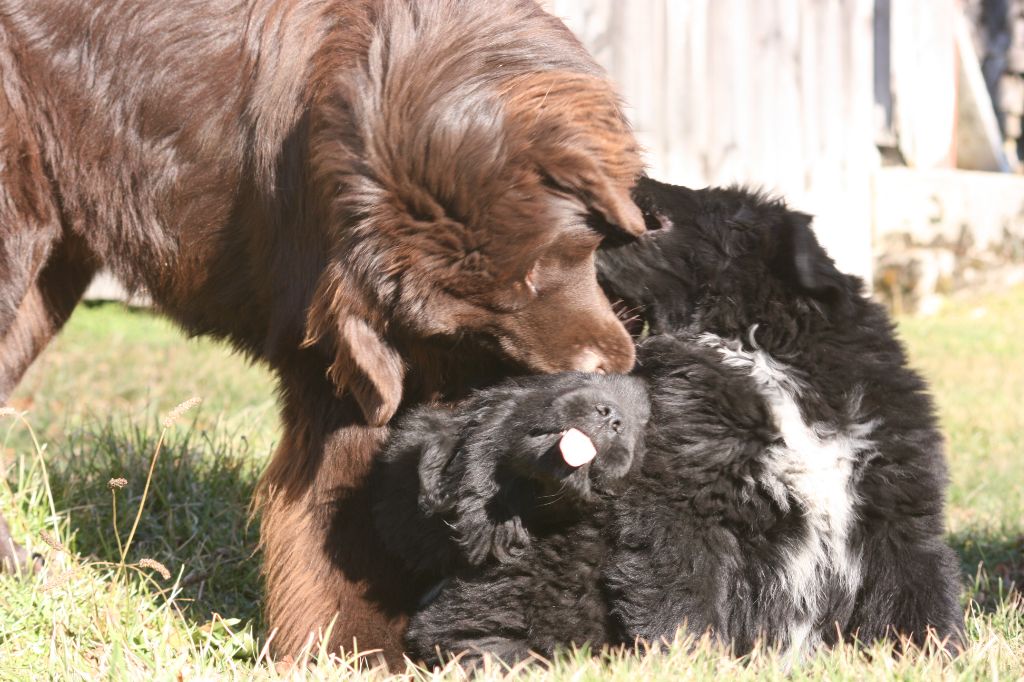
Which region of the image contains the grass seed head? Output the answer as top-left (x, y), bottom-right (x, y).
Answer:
top-left (39, 529), bottom-right (66, 553)
top-left (108, 477), bottom-right (128, 490)
top-left (162, 397), bottom-right (202, 428)
top-left (138, 558), bottom-right (171, 580)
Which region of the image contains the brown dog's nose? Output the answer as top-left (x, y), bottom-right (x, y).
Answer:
top-left (573, 349), bottom-right (608, 374)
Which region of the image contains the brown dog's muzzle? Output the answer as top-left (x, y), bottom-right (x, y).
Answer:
top-left (565, 316), bottom-right (636, 374)
top-left (495, 293), bottom-right (637, 376)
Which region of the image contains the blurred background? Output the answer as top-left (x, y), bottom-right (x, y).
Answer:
top-left (541, 0), bottom-right (1024, 314)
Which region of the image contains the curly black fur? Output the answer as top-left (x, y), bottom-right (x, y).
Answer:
top-left (373, 177), bottom-right (964, 665)
top-left (373, 372), bottom-right (649, 664)
top-left (599, 178), bottom-right (963, 654)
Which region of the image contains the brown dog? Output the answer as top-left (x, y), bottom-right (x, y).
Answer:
top-left (0, 0), bottom-right (643, 662)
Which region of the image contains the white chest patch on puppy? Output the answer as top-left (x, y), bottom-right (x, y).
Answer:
top-left (699, 328), bottom-right (877, 654)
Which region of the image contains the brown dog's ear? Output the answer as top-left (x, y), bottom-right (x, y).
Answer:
top-left (303, 274), bottom-right (405, 426)
top-left (590, 176), bottom-right (646, 238)
top-left (542, 151), bottom-right (646, 239)
top-left (332, 317), bottom-right (405, 426)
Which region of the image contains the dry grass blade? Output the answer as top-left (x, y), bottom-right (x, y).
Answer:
top-left (119, 399), bottom-right (203, 572)
top-left (109, 478), bottom-right (127, 560)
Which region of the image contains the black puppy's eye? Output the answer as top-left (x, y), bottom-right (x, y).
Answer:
top-left (641, 210), bottom-right (672, 232)
top-left (596, 405), bottom-right (611, 417)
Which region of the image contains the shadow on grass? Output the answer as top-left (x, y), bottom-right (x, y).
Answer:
top-left (27, 417), bottom-right (1023, 633)
top-left (42, 418), bottom-right (267, 630)
top-left (950, 529), bottom-right (1024, 614)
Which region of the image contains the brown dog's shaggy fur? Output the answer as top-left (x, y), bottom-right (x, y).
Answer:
top-left (0, 0), bottom-right (644, 662)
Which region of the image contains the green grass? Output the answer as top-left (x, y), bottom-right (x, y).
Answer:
top-left (1, 293), bottom-right (1022, 680)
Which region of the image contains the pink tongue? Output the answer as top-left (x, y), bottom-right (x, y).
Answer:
top-left (559, 428), bottom-right (597, 467)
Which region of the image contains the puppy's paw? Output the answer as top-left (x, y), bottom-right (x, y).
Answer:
top-left (490, 517), bottom-right (530, 563)
top-left (460, 515), bottom-right (530, 565)
top-left (453, 636), bottom-right (535, 671)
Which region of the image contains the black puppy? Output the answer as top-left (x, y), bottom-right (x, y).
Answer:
top-left (375, 178), bottom-right (964, 664)
top-left (598, 179), bottom-right (964, 654)
top-left (374, 372), bottom-right (650, 664)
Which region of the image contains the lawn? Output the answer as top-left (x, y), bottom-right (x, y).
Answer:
top-left (0, 292), bottom-right (1021, 680)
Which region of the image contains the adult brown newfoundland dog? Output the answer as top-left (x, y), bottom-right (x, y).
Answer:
top-left (0, 0), bottom-right (644, 662)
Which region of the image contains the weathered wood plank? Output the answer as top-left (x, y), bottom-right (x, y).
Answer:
top-left (542, 0), bottom-right (879, 279)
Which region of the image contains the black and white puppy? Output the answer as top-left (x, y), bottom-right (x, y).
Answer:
top-left (374, 372), bottom-right (650, 664)
top-left (598, 179), bottom-right (964, 654)
top-left (374, 178), bottom-right (964, 664)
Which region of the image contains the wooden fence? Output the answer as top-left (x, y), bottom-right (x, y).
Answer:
top-left (542, 0), bottom-right (883, 279)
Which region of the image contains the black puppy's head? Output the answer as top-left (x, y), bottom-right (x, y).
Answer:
top-left (396, 372), bottom-right (649, 565)
top-left (493, 372), bottom-right (650, 498)
top-left (597, 178), bottom-right (860, 339)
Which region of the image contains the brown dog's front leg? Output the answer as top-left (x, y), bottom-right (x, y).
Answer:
top-left (259, 397), bottom-right (420, 668)
top-left (0, 234), bottom-right (96, 575)
top-left (0, 233), bottom-right (97, 402)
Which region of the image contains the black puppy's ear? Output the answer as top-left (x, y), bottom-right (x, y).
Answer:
top-left (770, 212), bottom-right (850, 306)
top-left (415, 417), bottom-right (462, 515)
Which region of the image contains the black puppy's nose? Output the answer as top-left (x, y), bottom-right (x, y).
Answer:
top-left (595, 404), bottom-right (622, 432)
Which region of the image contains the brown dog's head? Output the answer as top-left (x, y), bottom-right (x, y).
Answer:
top-left (303, 1), bottom-right (645, 426)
